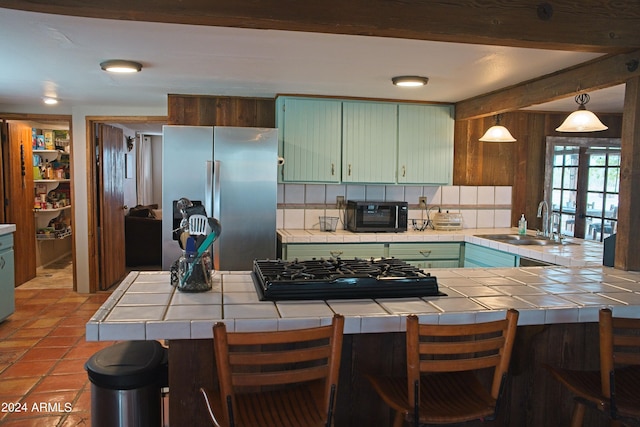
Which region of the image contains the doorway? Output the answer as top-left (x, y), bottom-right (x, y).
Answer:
top-left (86, 117), bottom-right (166, 292)
top-left (545, 136), bottom-right (621, 242)
top-left (0, 114), bottom-right (74, 289)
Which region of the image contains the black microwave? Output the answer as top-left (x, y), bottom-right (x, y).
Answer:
top-left (345, 200), bottom-right (408, 233)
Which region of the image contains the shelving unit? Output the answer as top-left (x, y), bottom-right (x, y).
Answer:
top-left (32, 147), bottom-right (72, 241)
top-left (34, 205), bottom-right (72, 230)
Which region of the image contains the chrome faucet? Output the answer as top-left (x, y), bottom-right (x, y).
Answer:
top-left (551, 212), bottom-right (563, 242)
top-left (537, 200), bottom-right (550, 238)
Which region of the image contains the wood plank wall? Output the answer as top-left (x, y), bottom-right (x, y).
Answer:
top-left (167, 94), bottom-right (275, 127)
top-left (454, 111), bottom-right (623, 228)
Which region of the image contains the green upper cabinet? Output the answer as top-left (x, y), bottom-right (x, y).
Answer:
top-left (397, 104), bottom-right (454, 185)
top-left (342, 101), bottom-right (398, 183)
top-left (276, 96), bottom-right (454, 185)
top-left (277, 97), bottom-right (342, 183)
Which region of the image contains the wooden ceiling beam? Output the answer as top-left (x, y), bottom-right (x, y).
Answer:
top-left (456, 49), bottom-right (640, 120)
top-left (1, 0), bottom-right (639, 53)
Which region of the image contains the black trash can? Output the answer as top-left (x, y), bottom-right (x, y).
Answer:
top-left (85, 340), bottom-right (168, 427)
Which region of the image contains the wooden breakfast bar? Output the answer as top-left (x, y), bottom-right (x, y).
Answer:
top-left (86, 229), bottom-right (640, 426)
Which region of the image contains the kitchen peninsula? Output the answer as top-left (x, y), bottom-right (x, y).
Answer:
top-left (87, 228), bottom-right (640, 426)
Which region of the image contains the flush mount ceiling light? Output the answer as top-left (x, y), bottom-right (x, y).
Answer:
top-left (556, 93), bottom-right (608, 132)
top-left (479, 114), bottom-right (517, 142)
top-left (100, 60), bottom-right (142, 73)
top-left (42, 97), bottom-right (58, 105)
top-left (391, 75), bottom-right (429, 87)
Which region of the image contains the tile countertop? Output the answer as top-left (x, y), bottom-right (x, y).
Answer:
top-left (0, 224), bottom-right (17, 236)
top-left (277, 227), bottom-right (605, 267)
top-left (86, 265), bottom-right (640, 342)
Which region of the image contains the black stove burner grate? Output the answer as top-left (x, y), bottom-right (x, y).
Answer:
top-left (253, 258), bottom-right (444, 301)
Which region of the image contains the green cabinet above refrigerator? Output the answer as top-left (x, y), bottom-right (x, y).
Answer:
top-left (277, 97), bottom-right (342, 183)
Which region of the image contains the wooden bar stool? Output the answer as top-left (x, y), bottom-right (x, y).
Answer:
top-left (544, 308), bottom-right (640, 426)
top-left (367, 309), bottom-right (519, 426)
top-left (200, 314), bottom-right (344, 427)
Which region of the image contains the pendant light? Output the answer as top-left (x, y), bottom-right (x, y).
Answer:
top-left (479, 114), bottom-right (516, 142)
top-left (556, 93), bottom-right (608, 132)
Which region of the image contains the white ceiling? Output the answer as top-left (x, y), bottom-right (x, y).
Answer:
top-left (0, 7), bottom-right (625, 116)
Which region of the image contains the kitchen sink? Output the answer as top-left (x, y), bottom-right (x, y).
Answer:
top-left (474, 234), bottom-right (577, 246)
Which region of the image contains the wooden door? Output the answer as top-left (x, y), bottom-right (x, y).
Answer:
top-left (1, 121), bottom-right (36, 285)
top-left (97, 124), bottom-right (126, 290)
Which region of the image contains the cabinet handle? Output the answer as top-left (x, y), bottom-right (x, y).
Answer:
top-left (402, 166), bottom-right (406, 177)
top-left (0, 256), bottom-right (5, 269)
top-left (419, 250), bottom-right (432, 258)
top-left (329, 250), bottom-right (343, 258)
top-left (348, 164), bottom-right (352, 176)
top-left (331, 163), bottom-right (335, 175)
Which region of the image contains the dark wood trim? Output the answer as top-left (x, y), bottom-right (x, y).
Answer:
top-left (2, 0), bottom-right (639, 53)
top-left (456, 50), bottom-right (640, 120)
top-left (616, 77), bottom-right (640, 271)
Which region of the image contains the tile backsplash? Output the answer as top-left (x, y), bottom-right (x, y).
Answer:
top-left (277, 184), bottom-right (512, 230)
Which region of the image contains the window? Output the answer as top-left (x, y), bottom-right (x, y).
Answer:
top-left (545, 137), bottom-right (620, 242)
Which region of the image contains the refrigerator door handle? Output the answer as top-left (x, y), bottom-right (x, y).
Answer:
top-left (212, 160), bottom-right (221, 219)
top-left (205, 161), bottom-right (213, 216)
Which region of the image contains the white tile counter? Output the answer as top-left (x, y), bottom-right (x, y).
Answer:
top-left (87, 264), bottom-right (640, 341)
top-left (278, 227), bottom-right (605, 267)
top-left (0, 224), bottom-right (17, 236)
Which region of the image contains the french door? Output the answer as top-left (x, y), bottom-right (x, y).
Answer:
top-left (546, 137), bottom-right (620, 242)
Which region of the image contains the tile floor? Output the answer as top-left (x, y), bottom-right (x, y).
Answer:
top-left (0, 257), bottom-right (121, 426)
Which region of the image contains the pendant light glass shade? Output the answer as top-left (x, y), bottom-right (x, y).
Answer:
top-left (479, 115), bottom-right (516, 142)
top-left (556, 93), bottom-right (608, 132)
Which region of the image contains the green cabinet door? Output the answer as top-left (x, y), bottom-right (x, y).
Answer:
top-left (397, 104), bottom-right (454, 184)
top-left (277, 97), bottom-right (342, 183)
top-left (463, 243), bottom-right (518, 268)
top-left (389, 242), bottom-right (461, 269)
top-left (342, 101), bottom-right (398, 183)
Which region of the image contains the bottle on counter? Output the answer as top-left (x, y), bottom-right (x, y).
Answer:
top-left (518, 214), bottom-right (527, 235)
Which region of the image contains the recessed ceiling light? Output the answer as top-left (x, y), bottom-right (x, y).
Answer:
top-left (392, 76), bottom-right (429, 87)
top-left (43, 97), bottom-right (58, 105)
top-left (100, 60), bottom-right (143, 73)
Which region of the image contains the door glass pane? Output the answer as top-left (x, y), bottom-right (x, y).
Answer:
top-left (563, 167), bottom-right (578, 189)
top-left (561, 190), bottom-right (577, 210)
top-left (587, 167), bottom-right (606, 192)
top-left (586, 192), bottom-right (603, 216)
top-left (567, 153), bottom-right (579, 166)
top-left (606, 168), bottom-right (620, 192)
top-left (589, 151), bottom-right (606, 166)
top-left (553, 153), bottom-right (564, 166)
top-left (609, 153), bottom-right (621, 166)
top-left (552, 167), bottom-right (563, 188)
top-left (605, 194), bottom-right (618, 219)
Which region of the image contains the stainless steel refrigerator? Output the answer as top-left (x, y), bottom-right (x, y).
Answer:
top-left (161, 125), bottom-right (278, 270)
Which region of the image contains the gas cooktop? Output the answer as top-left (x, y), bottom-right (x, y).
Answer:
top-left (252, 258), bottom-right (443, 301)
